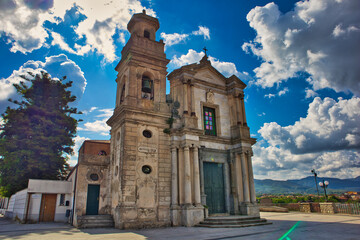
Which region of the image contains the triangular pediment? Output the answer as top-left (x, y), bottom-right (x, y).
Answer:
top-left (194, 67), bottom-right (226, 86)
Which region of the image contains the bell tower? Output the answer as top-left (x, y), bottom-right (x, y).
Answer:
top-left (107, 10), bottom-right (171, 229)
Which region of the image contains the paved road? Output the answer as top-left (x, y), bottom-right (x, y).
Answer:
top-left (1, 212), bottom-right (359, 240)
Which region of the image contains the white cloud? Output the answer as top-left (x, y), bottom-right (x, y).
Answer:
top-left (170, 49), bottom-right (204, 67)
top-left (264, 87), bottom-right (288, 99)
top-left (51, 31), bottom-right (77, 55)
top-left (82, 106), bottom-right (98, 115)
top-left (259, 97), bottom-right (360, 154)
top-left (253, 97), bottom-right (360, 180)
top-left (192, 26), bottom-right (210, 40)
top-left (264, 94), bottom-right (275, 99)
top-left (0, 0), bottom-right (52, 53)
top-left (305, 88), bottom-right (318, 99)
top-left (278, 87), bottom-right (289, 96)
top-left (243, 0), bottom-right (360, 95)
top-left (68, 135), bottom-right (89, 166)
top-left (0, 0), bottom-right (155, 62)
top-left (161, 25), bottom-right (210, 47)
top-left (160, 32), bottom-right (189, 46)
top-left (77, 108), bottom-right (112, 136)
top-left (0, 54), bottom-right (86, 113)
top-left (170, 49), bottom-right (252, 80)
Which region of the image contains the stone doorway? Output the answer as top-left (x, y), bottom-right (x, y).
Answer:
top-left (86, 184), bottom-right (100, 215)
top-left (203, 162), bottom-right (226, 214)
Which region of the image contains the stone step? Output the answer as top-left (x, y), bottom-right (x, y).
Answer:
top-left (78, 215), bottom-right (113, 220)
top-left (196, 222), bottom-right (272, 228)
top-left (205, 216), bottom-right (261, 222)
top-left (196, 215), bottom-right (271, 228)
top-left (79, 223), bottom-right (115, 228)
top-left (77, 215), bottom-right (114, 228)
top-left (200, 218), bottom-right (268, 225)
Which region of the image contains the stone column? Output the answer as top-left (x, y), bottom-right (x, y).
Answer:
top-left (190, 83), bottom-right (196, 116)
top-left (240, 152), bottom-right (250, 203)
top-left (171, 147), bottom-right (178, 206)
top-left (247, 152), bottom-right (256, 203)
top-left (193, 146), bottom-right (201, 205)
top-left (240, 95), bottom-right (247, 125)
top-left (183, 81), bottom-right (188, 114)
top-left (183, 146), bottom-right (192, 204)
top-left (235, 95), bottom-right (242, 125)
top-left (223, 162), bottom-right (231, 213)
top-left (235, 153), bottom-right (244, 202)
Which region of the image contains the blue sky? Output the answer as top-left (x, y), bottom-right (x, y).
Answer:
top-left (0, 0), bottom-right (359, 180)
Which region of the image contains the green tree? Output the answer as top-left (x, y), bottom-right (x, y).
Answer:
top-left (0, 72), bottom-right (81, 197)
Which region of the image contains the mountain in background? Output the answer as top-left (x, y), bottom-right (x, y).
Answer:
top-left (255, 176), bottom-right (360, 195)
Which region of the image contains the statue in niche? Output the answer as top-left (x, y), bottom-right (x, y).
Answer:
top-left (206, 90), bottom-right (214, 103)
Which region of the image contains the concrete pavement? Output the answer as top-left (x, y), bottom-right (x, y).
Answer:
top-left (1, 212), bottom-right (359, 239)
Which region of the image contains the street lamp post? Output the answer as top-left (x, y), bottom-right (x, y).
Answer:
top-left (311, 169), bottom-right (320, 196)
top-left (319, 179), bottom-right (329, 202)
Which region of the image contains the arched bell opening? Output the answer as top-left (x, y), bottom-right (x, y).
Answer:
top-left (141, 74), bottom-right (154, 100)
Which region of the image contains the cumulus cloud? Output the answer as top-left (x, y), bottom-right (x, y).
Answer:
top-left (77, 108), bottom-right (112, 136)
top-left (253, 97), bottom-right (360, 180)
top-left (170, 49), bottom-right (252, 81)
top-left (160, 32), bottom-right (189, 46)
top-left (260, 97), bottom-right (360, 153)
top-left (192, 26), bottom-right (210, 40)
top-left (68, 135), bottom-right (89, 165)
top-left (305, 88), bottom-right (318, 99)
top-left (243, 0), bottom-right (360, 95)
top-left (0, 0), bottom-right (155, 62)
top-left (0, 54), bottom-right (86, 113)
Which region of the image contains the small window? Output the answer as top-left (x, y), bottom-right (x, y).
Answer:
top-left (59, 194), bottom-right (65, 206)
top-left (143, 130), bottom-right (152, 138)
top-left (204, 107), bottom-right (216, 136)
top-left (142, 165), bottom-right (152, 174)
top-left (90, 173), bottom-right (99, 181)
top-left (98, 150), bottom-right (107, 156)
top-left (144, 30), bottom-right (150, 39)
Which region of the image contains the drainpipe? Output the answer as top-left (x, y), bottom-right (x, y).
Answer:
top-left (71, 165), bottom-right (78, 226)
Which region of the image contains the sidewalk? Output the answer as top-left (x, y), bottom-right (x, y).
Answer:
top-left (1, 212), bottom-right (359, 240)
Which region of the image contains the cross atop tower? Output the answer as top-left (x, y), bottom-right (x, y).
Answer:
top-left (203, 46), bottom-right (208, 56)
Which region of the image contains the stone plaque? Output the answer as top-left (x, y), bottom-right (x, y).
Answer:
top-left (138, 146), bottom-right (157, 154)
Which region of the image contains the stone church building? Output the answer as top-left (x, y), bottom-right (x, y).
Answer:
top-left (70, 11), bottom-right (259, 229)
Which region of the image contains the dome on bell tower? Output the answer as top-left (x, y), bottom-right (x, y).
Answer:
top-left (127, 10), bottom-right (159, 41)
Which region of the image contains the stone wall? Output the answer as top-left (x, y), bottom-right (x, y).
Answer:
top-left (299, 203), bottom-right (311, 213)
top-left (319, 202), bottom-right (335, 214)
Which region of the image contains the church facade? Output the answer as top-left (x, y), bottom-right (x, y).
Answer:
top-left (72, 11), bottom-right (259, 229)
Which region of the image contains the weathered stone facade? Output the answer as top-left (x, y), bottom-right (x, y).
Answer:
top-left (107, 11), bottom-right (172, 229)
top-left (73, 10), bottom-right (259, 229)
top-left (72, 140), bottom-right (111, 227)
top-left (167, 50), bottom-right (259, 226)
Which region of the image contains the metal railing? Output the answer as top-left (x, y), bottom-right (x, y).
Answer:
top-left (334, 203), bottom-right (360, 215)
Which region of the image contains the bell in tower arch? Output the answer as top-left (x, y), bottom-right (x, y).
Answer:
top-left (142, 77), bottom-right (153, 93)
top-left (141, 76), bottom-right (154, 100)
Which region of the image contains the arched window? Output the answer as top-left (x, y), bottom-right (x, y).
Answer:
top-left (144, 30), bottom-right (150, 39)
top-left (141, 75), bottom-right (154, 100)
top-left (120, 84), bottom-right (125, 103)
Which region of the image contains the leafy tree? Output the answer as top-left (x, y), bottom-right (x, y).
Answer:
top-left (0, 71), bottom-right (81, 197)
